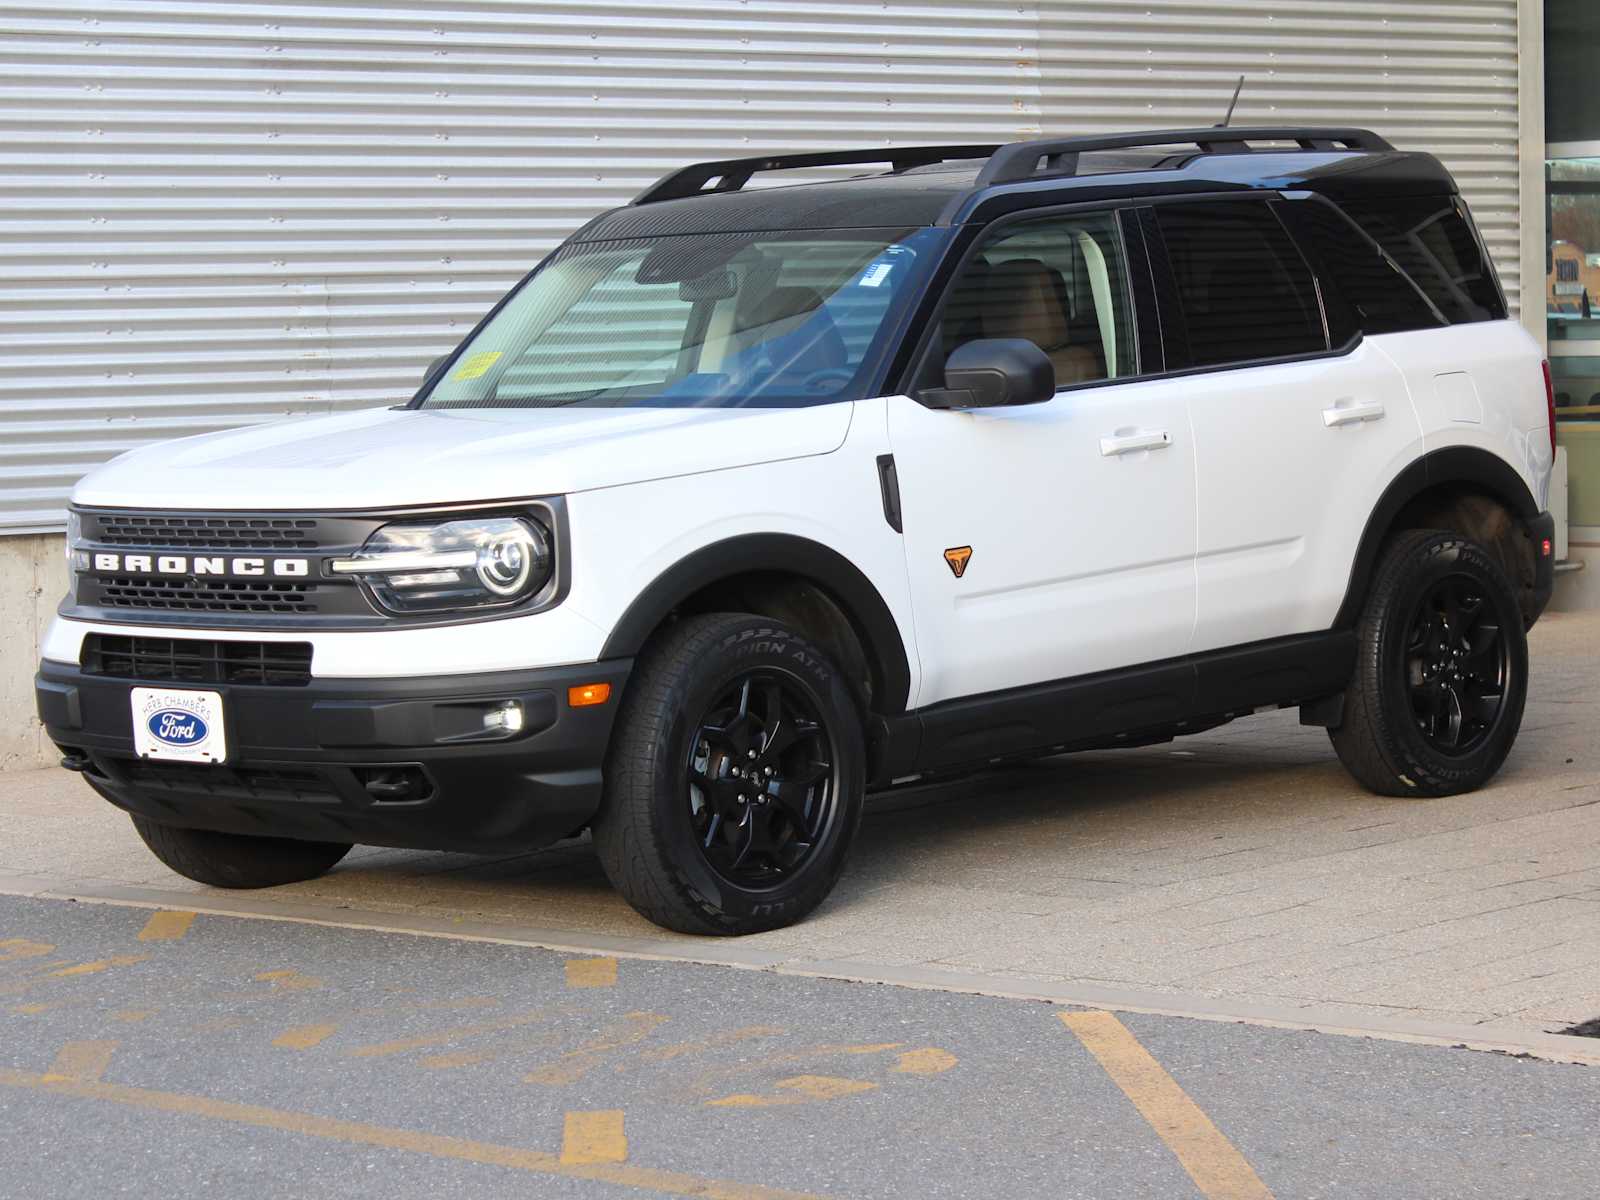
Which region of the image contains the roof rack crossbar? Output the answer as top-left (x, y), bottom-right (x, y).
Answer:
top-left (632, 144), bottom-right (1002, 205)
top-left (974, 126), bottom-right (1393, 188)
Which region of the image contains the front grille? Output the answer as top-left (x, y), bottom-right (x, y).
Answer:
top-left (116, 759), bottom-right (339, 804)
top-left (95, 575), bottom-right (316, 615)
top-left (82, 634), bottom-right (313, 686)
top-left (94, 514), bottom-right (320, 550)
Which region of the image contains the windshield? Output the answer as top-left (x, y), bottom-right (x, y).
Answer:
top-left (417, 226), bottom-right (944, 409)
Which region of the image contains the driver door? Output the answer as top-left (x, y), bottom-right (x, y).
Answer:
top-left (886, 208), bottom-right (1198, 709)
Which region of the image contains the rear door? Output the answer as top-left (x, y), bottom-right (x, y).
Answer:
top-left (1144, 199), bottom-right (1420, 653)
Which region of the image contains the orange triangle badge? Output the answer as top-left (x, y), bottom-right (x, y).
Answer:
top-left (943, 546), bottom-right (972, 578)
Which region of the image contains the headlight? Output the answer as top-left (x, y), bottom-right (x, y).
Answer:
top-left (332, 515), bottom-right (552, 614)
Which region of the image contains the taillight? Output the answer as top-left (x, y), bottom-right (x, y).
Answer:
top-left (1542, 359), bottom-right (1557, 456)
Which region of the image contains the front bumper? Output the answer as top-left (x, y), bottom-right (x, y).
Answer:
top-left (36, 658), bottom-right (631, 854)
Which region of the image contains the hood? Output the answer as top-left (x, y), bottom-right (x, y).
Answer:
top-left (71, 403), bottom-right (854, 510)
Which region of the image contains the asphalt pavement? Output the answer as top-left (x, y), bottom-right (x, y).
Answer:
top-left (3, 893), bottom-right (1597, 1200)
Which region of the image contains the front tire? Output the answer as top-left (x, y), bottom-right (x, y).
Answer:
top-left (592, 613), bottom-right (866, 935)
top-left (1331, 528), bottom-right (1528, 797)
top-left (130, 814), bottom-right (352, 888)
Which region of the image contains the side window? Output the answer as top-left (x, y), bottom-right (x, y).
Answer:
top-left (929, 210), bottom-right (1137, 391)
top-left (1154, 201), bottom-right (1328, 367)
top-left (1340, 195), bottom-right (1507, 325)
top-left (1273, 197), bottom-right (1443, 337)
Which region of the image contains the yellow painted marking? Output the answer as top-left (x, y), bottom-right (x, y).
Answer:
top-left (349, 1011), bottom-right (547, 1058)
top-left (48, 955), bottom-right (148, 979)
top-left (1060, 1011), bottom-right (1275, 1200)
top-left (635, 1026), bottom-right (785, 1066)
top-left (0, 938), bottom-right (55, 963)
top-left (0, 1067), bottom-right (824, 1200)
top-left (707, 1075), bottom-right (877, 1109)
top-left (42, 1040), bottom-right (117, 1083)
top-left (137, 911), bottom-right (196, 942)
top-left (274, 1023), bottom-right (339, 1051)
top-left (13, 1003), bottom-right (52, 1015)
top-left (892, 1047), bottom-right (958, 1076)
top-left (524, 1012), bottom-right (669, 1085)
top-left (254, 968), bottom-right (322, 991)
top-left (112, 1010), bottom-right (156, 1023)
top-left (560, 1110), bottom-right (627, 1165)
top-left (565, 957), bottom-right (618, 989)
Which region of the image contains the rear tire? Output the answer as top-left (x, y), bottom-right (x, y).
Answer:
top-left (592, 613), bottom-right (866, 935)
top-left (1331, 528), bottom-right (1527, 797)
top-left (130, 814), bottom-right (351, 888)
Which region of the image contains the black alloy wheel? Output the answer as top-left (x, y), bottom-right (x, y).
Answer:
top-left (1330, 528), bottom-right (1528, 798)
top-left (685, 670), bottom-right (837, 889)
top-left (1403, 573), bottom-right (1508, 756)
top-left (593, 612), bottom-right (867, 935)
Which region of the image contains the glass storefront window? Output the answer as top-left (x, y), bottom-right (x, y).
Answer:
top-left (1548, 152), bottom-right (1600, 527)
top-left (1548, 1), bottom-right (1600, 531)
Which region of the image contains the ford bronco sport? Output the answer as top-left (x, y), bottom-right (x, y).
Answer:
top-left (37, 128), bottom-right (1557, 935)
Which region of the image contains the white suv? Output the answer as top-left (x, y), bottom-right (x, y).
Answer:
top-left (37, 129), bottom-right (1557, 935)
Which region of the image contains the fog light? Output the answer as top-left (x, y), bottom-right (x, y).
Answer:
top-left (482, 700), bottom-right (524, 734)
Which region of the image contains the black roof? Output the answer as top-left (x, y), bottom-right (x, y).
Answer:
top-left (573, 127), bottom-right (1457, 242)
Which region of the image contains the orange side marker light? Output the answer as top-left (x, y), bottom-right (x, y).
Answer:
top-left (568, 683), bottom-right (612, 708)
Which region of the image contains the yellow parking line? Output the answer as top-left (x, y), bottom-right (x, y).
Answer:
top-left (565, 957), bottom-right (618, 988)
top-left (348, 1011), bottom-right (547, 1058)
top-left (138, 911), bottom-right (196, 942)
top-left (1060, 1011), bottom-right (1274, 1200)
top-left (561, 1110), bottom-right (627, 1164)
top-left (274, 1023), bottom-right (340, 1051)
top-left (42, 1040), bottom-right (117, 1083)
top-left (0, 1067), bottom-right (821, 1200)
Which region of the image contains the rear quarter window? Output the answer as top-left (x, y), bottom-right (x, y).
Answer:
top-left (1338, 195), bottom-right (1506, 325)
top-left (1274, 196), bottom-right (1446, 338)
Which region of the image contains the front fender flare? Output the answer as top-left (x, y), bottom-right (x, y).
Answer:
top-left (599, 533), bottom-right (913, 715)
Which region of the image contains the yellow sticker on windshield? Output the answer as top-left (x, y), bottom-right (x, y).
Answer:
top-left (452, 350), bottom-right (502, 380)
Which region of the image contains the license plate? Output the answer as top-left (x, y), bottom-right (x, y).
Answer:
top-left (131, 687), bottom-right (227, 764)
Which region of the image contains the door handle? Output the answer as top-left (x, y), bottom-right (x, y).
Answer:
top-left (1099, 429), bottom-right (1172, 457)
top-left (1322, 399), bottom-right (1386, 427)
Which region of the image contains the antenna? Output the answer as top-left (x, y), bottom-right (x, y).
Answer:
top-left (1216, 75), bottom-right (1245, 128)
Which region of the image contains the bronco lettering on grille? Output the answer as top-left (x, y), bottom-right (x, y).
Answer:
top-left (88, 552), bottom-right (312, 578)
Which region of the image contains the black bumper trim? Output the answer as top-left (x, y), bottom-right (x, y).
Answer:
top-left (37, 658), bottom-right (631, 855)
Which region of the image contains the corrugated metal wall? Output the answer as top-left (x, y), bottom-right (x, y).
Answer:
top-left (0, 0), bottom-right (1523, 533)
top-left (1035, 1), bottom-right (1523, 309)
top-left (0, 0), bottom-right (1042, 532)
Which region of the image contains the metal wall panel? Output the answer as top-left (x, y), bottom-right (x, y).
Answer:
top-left (1036, 1), bottom-right (1524, 312)
top-left (0, 0), bottom-right (1523, 532)
top-left (0, 0), bottom-right (1042, 531)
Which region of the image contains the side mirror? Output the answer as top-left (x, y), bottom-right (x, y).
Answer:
top-left (422, 354), bottom-right (450, 387)
top-left (920, 338), bottom-right (1055, 410)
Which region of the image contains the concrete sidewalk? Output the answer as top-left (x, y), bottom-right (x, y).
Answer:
top-left (4, 613), bottom-right (1599, 1047)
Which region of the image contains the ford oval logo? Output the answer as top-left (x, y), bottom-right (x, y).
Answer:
top-left (147, 709), bottom-right (208, 746)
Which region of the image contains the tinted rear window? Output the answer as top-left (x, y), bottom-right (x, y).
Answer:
top-left (1274, 197), bottom-right (1445, 337)
top-left (1154, 201), bottom-right (1328, 368)
top-left (1339, 195), bottom-right (1505, 325)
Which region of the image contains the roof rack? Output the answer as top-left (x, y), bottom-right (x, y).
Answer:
top-left (633, 145), bottom-right (1001, 205)
top-left (630, 127), bottom-right (1394, 207)
top-left (974, 126), bottom-right (1392, 188)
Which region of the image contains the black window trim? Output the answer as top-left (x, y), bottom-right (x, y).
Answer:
top-left (1142, 192), bottom-right (1348, 379)
top-left (895, 196), bottom-right (1158, 405)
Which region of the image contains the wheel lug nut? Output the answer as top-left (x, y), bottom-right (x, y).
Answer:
top-left (747, 750), bottom-right (757, 759)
